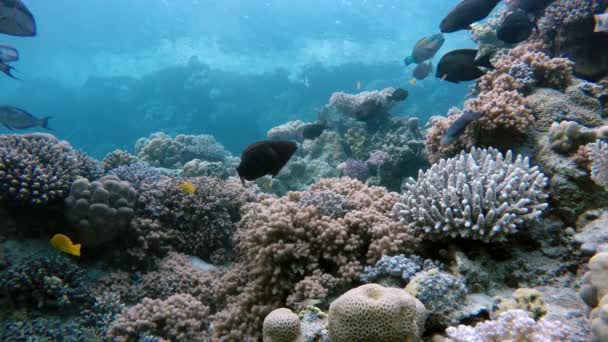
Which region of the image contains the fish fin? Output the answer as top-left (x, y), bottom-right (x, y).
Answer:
top-left (404, 56), bottom-right (415, 66)
top-left (3, 65), bottom-right (19, 80)
top-left (73, 243), bottom-right (81, 256)
top-left (2, 123), bottom-right (13, 130)
top-left (40, 117), bottom-right (52, 130)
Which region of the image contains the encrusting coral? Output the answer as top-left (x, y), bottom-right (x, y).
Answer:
top-left (395, 147), bottom-right (549, 242)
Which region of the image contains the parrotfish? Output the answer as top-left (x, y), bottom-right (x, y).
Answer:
top-left (436, 49), bottom-right (490, 83)
top-left (440, 0), bottom-right (501, 33)
top-left (388, 88), bottom-right (409, 102)
top-left (0, 43), bottom-right (18, 63)
top-left (0, 0), bottom-right (36, 36)
top-left (404, 34), bottom-right (445, 66)
top-left (497, 10), bottom-right (535, 44)
top-left (412, 62), bottom-right (433, 80)
top-left (595, 12), bottom-right (608, 33)
top-left (0, 106), bottom-right (51, 130)
top-left (180, 181), bottom-right (196, 194)
top-left (441, 111), bottom-right (483, 145)
top-left (237, 140), bottom-right (298, 184)
top-left (50, 234), bottom-right (81, 257)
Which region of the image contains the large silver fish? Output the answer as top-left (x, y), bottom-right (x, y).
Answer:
top-left (0, 43), bottom-right (17, 62)
top-left (0, 0), bottom-right (36, 37)
top-left (0, 106), bottom-right (50, 130)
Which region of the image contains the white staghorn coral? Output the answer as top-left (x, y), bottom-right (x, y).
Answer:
top-left (394, 147), bottom-right (549, 242)
top-left (589, 140), bottom-right (608, 188)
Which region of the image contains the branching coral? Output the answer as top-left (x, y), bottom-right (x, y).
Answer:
top-left (102, 149), bottom-right (138, 171)
top-left (588, 140), bottom-right (608, 187)
top-left (108, 162), bottom-right (172, 188)
top-left (395, 147), bottom-right (549, 242)
top-left (108, 293), bottom-right (211, 342)
top-left (0, 134), bottom-right (80, 206)
top-left (80, 291), bottom-right (125, 336)
top-left (360, 254), bottom-right (441, 287)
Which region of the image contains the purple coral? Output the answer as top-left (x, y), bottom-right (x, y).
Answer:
top-left (0, 134), bottom-right (80, 206)
top-left (360, 254), bottom-right (442, 286)
top-left (343, 159), bottom-right (369, 181)
top-left (366, 150), bottom-right (390, 168)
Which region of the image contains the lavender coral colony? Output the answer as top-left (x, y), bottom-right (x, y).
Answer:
top-left (3, 0), bottom-right (608, 341)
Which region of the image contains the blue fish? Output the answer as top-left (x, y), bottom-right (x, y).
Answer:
top-left (441, 111), bottom-right (482, 145)
top-left (0, 106), bottom-right (51, 130)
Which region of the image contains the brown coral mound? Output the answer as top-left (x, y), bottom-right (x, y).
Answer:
top-left (211, 177), bottom-right (419, 341)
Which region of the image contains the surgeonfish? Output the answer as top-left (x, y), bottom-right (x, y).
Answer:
top-left (0, 106), bottom-right (51, 130)
top-left (0, 43), bottom-right (18, 63)
top-left (180, 181), bottom-right (196, 194)
top-left (436, 49), bottom-right (490, 83)
top-left (302, 122), bottom-right (326, 140)
top-left (50, 234), bottom-right (81, 257)
top-left (404, 34), bottom-right (445, 66)
top-left (595, 12), bottom-right (608, 33)
top-left (441, 111), bottom-right (483, 145)
top-left (237, 140), bottom-right (298, 184)
top-left (497, 10), bottom-right (535, 44)
top-left (0, 0), bottom-right (36, 36)
top-left (440, 0), bottom-right (501, 33)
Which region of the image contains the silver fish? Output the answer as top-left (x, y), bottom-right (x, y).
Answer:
top-left (0, 0), bottom-right (36, 37)
top-left (0, 43), bottom-right (17, 63)
top-left (0, 106), bottom-right (50, 130)
top-left (441, 111), bottom-right (482, 145)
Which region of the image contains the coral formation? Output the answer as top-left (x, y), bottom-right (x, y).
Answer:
top-left (395, 147), bottom-right (549, 242)
top-left (102, 149), bottom-right (138, 171)
top-left (262, 308), bottom-right (302, 342)
top-left (108, 162), bottom-right (172, 188)
top-left (65, 175), bottom-right (137, 245)
top-left (328, 284), bottom-right (427, 342)
top-left (360, 254), bottom-right (441, 288)
top-left (0, 134), bottom-right (80, 206)
top-left (549, 121), bottom-right (597, 154)
top-left (108, 293), bottom-right (211, 341)
top-left (589, 140), bottom-right (608, 187)
top-left (329, 88), bottom-right (398, 121)
top-left (181, 158), bottom-right (238, 179)
top-left (493, 288), bottom-right (547, 320)
top-left (342, 159), bottom-right (369, 181)
top-left (79, 291), bottom-right (125, 336)
top-left (267, 120), bottom-right (306, 142)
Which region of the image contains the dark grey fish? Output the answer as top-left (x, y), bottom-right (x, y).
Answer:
top-left (436, 49), bottom-right (488, 83)
top-left (497, 10), bottom-right (535, 44)
top-left (302, 122), bottom-right (325, 140)
top-left (388, 88), bottom-right (409, 101)
top-left (237, 140), bottom-right (298, 183)
top-left (441, 111), bottom-right (483, 145)
top-left (0, 60), bottom-right (16, 79)
top-left (0, 106), bottom-right (50, 130)
top-left (0, 0), bottom-right (36, 36)
top-left (508, 0), bottom-right (556, 15)
top-left (413, 62), bottom-right (433, 80)
top-left (440, 0), bottom-right (501, 33)
top-left (0, 43), bottom-right (17, 63)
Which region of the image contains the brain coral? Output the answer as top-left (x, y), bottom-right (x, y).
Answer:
top-left (0, 134), bottom-right (80, 206)
top-left (65, 175), bottom-right (137, 246)
top-left (263, 308), bottom-right (302, 342)
top-left (328, 284), bottom-right (427, 342)
top-left (395, 147), bottom-right (549, 242)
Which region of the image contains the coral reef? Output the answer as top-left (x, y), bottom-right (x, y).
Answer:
top-left (1, 317), bottom-right (97, 341)
top-left (79, 291), bottom-right (125, 336)
top-left (580, 251), bottom-right (608, 342)
top-left (102, 149), bottom-right (138, 171)
top-left (65, 175), bottom-right (137, 245)
top-left (267, 120), bottom-right (306, 142)
top-left (342, 159), bottom-right (369, 181)
top-left (108, 293), bottom-right (211, 341)
top-left (493, 288), bottom-right (547, 320)
top-left (328, 88), bottom-right (398, 122)
top-left (262, 308), bottom-right (302, 342)
top-left (108, 162), bottom-right (172, 188)
top-left (328, 284), bottom-right (427, 342)
top-left (360, 254), bottom-right (441, 288)
top-left (181, 157), bottom-right (238, 179)
top-left (395, 147), bottom-right (549, 242)
top-left (0, 134), bottom-right (80, 206)
top-left (445, 309), bottom-right (569, 341)
top-left (589, 140), bottom-right (608, 187)
top-left (549, 121), bottom-right (598, 154)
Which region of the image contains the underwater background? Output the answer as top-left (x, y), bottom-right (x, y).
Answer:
top-left (2, 0), bottom-right (608, 341)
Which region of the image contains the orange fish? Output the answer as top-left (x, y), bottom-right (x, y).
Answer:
top-left (50, 234), bottom-right (81, 256)
top-left (180, 181), bottom-right (196, 194)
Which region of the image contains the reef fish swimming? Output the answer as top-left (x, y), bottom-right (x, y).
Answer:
top-left (508, 0), bottom-right (556, 15)
top-left (403, 34), bottom-right (445, 66)
top-left (441, 111), bottom-right (483, 145)
top-left (388, 88), bottom-right (409, 102)
top-left (0, 60), bottom-right (16, 78)
top-left (440, 0), bottom-right (501, 33)
top-left (0, 106), bottom-right (51, 129)
top-left (302, 122), bottom-right (326, 140)
top-left (436, 49), bottom-right (490, 83)
top-left (237, 140), bottom-right (298, 183)
top-left (412, 62), bottom-right (433, 80)
top-left (0, 0), bottom-right (36, 36)
top-left (50, 234), bottom-right (81, 257)
top-left (595, 12), bottom-right (608, 33)
top-left (497, 10), bottom-right (535, 44)
top-left (0, 43), bottom-right (18, 63)
top-left (180, 181), bottom-right (196, 194)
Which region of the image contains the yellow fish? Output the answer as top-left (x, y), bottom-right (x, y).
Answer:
top-left (409, 79), bottom-right (417, 86)
top-left (180, 181), bottom-right (196, 194)
top-left (50, 234), bottom-right (81, 256)
top-left (356, 80), bottom-right (361, 90)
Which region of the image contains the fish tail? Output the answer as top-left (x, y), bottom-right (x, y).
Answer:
top-left (40, 117), bottom-right (52, 130)
top-left (404, 56), bottom-right (415, 66)
top-left (73, 243), bottom-right (81, 256)
top-left (5, 65), bottom-right (19, 80)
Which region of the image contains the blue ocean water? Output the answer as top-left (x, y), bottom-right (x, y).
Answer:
top-left (1, 0), bottom-right (472, 157)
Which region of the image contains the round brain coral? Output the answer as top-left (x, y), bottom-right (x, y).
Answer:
top-left (328, 284), bottom-right (427, 342)
top-left (263, 308), bottom-right (302, 342)
top-left (395, 147), bottom-right (549, 242)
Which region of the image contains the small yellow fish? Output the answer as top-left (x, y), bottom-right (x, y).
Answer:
top-left (409, 79), bottom-right (417, 86)
top-left (50, 234), bottom-right (81, 256)
top-left (356, 80), bottom-right (362, 90)
top-left (180, 181), bottom-right (196, 194)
